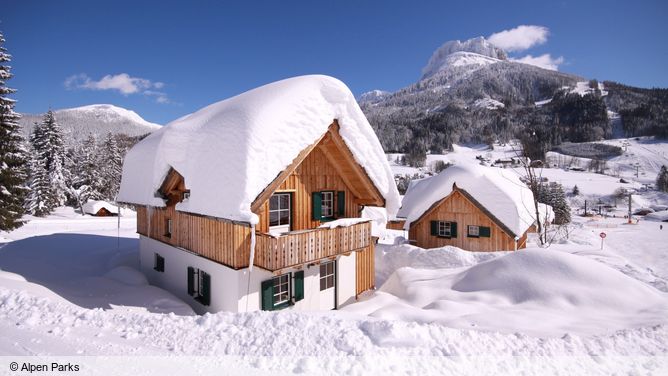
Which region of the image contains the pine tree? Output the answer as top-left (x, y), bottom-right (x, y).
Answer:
top-left (657, 165), bottom-right (668, 193)
top-left (100, 132), bottom-right (123, 200)
top-left (69, 134), bottom-right (105, 206)
top-left (25, 152), bottom-right (51, 216)
top-left (29, 110), bottom-right (68, 211)
top-left (572, 185), bottom-right (580, 196)
top-left (0, 32), bottom-right (29, 230)
top-left (550, 182), bottom-right (571, 224)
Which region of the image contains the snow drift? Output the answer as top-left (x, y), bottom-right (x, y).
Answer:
top-left (350, 248), bottom-right (668, 336)
top-left (117, 75), bottom-right (400, 224)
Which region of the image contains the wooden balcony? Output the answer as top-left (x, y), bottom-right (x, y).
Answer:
top-left (253, 220), bottom-right (372, 271)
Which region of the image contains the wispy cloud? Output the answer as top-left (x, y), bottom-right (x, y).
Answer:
top-left (488, 25), bottom-right (564, 71)
top-left (488, 25), bottom-right (549, 52)
top-left (511, 54), bottom-right (564, 71)
top-left (64, 73), bottom-right (171, 104)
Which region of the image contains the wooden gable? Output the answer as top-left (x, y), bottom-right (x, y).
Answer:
top-left (250, 120), bottom-right (385, 214)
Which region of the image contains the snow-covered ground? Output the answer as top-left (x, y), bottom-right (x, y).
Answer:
top-left (2, 139), bottom-right (668, 374)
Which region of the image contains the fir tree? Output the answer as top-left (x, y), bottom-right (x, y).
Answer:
top-left (25, 152), bottom-right (51, 216)
top-left (0, 31), bottom-right (29, 230)
top-left (572, 185), bottom-right (580, 196)
top-left (69, 134), bottom-right (105, 207)
top-left (657, 165), bottom-right (668, 193)
top-left (29, 110), bottom-right (67, 210)
top-left (100, 132), bottom-right (123, 200)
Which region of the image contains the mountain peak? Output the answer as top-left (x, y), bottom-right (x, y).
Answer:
top-left (421, 36), bottom-right (507, 80)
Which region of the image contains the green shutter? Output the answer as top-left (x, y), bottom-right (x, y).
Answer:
top-left (430, 221), bottom-right (439, 236)
top-left (157, 255), bottom-right (164, 272)
top-left (201, 272), bottom-right (211, 306)
top-left (450, 222), bottom-right (458, 238)
top-left (337, 191), bottom-right (346, 217)
top-left (293, 271), bottom-right (304, 302)
top-left (480, 226), bottom-right (491, 238)
top-left (312, 192), bottom-right (322, 220)
top-left (187, 267), bottom-right (195, 295)
top-left (261, 279), bottom-right (274, 311)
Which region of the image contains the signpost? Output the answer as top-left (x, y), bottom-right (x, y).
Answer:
top-left (600, 232), bottom-right (606, 250)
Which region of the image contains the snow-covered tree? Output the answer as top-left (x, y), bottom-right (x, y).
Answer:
top-left (657, 165), bottom-right (668, 193)
top-left (25, 152), bottom-right (51, 216)
top-left (572, 184), bottom-right (580, 196)
top-left (68, 134), bottom-right (105, 208)
top-left (29, 110), bottom-right (68, 210)
top-left (0, 31), bottom-right (29, 230)
top-left (100, 132), bottom-right (123, 200)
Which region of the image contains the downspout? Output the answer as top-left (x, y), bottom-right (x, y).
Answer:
top-left (245, 223), bottom-right (256, 312)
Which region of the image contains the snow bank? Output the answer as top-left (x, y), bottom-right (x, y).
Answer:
top-left (118, 75), bottom-right (400, 224)
top-left (397, 162), bottom-right (536, 236)
top-left (82, 200), bottom-right (119, 215)
top-left (647, 210), bottom-right (668, 222)
top-left (351, 248), bottom-right (668, 336)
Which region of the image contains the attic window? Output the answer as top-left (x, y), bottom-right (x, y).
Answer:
top-left (430, 221), bottom-right (458, 239)
top-left (438, 222), bottom-right (452, 237)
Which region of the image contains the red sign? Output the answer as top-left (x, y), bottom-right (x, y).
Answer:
top-left (599, 232), bottom-right (607, 239)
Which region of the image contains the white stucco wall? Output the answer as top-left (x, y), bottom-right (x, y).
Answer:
top-left (140, 236), bottom-right (360, 314)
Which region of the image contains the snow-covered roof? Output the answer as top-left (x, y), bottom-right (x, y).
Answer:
top-left (82, 200), bottom-right (119, 215)
top-left (396, 163), bottom-right (536, 236)
top-left (117, 75), bottom-right (400, 224)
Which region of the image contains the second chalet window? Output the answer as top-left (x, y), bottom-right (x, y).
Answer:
top-left (320, 261), bottom-right (335, 291)
top-left (269, 193), bottom-right (291, 233)
top-left (312, 191), bottom-right (345, 221)
top-left (430, 221), bottom-right (457, 238)
top-left (468, 225), bottom-right (491, 238)
top-left (165, 219), bottom-right (173, 238)
top-left (273, 274), bottom-right (290, 307)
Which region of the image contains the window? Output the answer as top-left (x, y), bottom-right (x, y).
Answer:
top-left (312, 191), bottom-right (345, 221)
top-left (154, 253), bottom-right (165, 272)
top-left (269, 193), bottom-right (291, 229)
top-left (438, 221), bottom-right (451, 237)
top-left (187, 267), bottom-right (211, 306)
top-left (430, 221), bottom-right (457, 238)
top-left (273, 274), bottom-right (290, 307)
top-left (260, 271), bottom-right (304, 311)
top-left (165, 218), bottom-right (172, 237)
top-left (320, 261), bottom-right (335, 291)
top-left (183, 190), bottom-right (191, 200)
top-left (321, 191), bottom-right (334, 218)
top-left (469, 226), bottom-right (491, 238)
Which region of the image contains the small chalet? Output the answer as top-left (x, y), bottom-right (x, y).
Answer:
top-left (82, 200), bottom-right (119, 217)
top-left (396, 163), bottom-right (538, 252)
top-left (117, 75), bottom-right (400, 314)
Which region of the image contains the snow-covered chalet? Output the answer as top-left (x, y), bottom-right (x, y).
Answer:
top-left (117, 75), bottom-right (400, 314)
top-left (396, 163), bottom-right (539, 252)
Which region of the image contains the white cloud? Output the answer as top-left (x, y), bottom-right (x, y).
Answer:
top-left (64, 73), bottom-right (170, 103)
top-left (511, 54), bottom-right (564, 71)
top-left (488, 25), bottom-right (549, 52)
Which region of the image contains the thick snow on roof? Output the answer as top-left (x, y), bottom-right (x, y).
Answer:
top-left (82, 200), bottom-right (119, 215)
top-left (397, 163), bottom-right (536, 236)
top-left (117, 75), bottom-right (400, 224)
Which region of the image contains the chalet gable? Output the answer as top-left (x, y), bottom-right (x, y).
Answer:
top-left (250, 121), bottom-right (385, 214)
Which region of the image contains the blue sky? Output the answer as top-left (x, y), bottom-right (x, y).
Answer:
top-left (3, 0), bottom-right (667, 125)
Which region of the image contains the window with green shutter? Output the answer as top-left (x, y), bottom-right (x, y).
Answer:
top-left (261, 273), bottom-right (300, 311)
top-left (187, 266), bottom-right (211, 306)
top-left (261, 279), bottom-right (274, 311)
top-left (312, 192), bottom-right (322, 220)
top-left (312, 191), bottom-right (346, 221)
top-left (431, 220), bottom-right (457, 238)
top-left (337, 191), bottom-right (346, 217)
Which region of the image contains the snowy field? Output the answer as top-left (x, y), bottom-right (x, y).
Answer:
top-left (2, 139), bottom-right (668, 374)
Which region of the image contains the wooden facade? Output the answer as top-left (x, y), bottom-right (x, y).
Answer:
top-left (133, 121), bottom-right (378, 290)
top-left (408, 187), bottom-right (528, 252)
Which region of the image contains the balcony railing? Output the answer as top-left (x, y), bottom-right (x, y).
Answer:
top-left (253, 220), bottom-right (371, 271)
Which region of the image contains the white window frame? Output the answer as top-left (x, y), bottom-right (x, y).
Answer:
top-left (321, 191), bottom-right (334, 218)
top-left (320, 261), bottom-right (335, 291)
top-left (468, 225), bottom-right (480, 237)
top-left (438, 221), bottom-right (451, 237)
top-left (269, 193), bottom-right (291, 229)
top-left (273, 274), bottom-right (290, 307)
top-left (166, 218), bottom-right (173, 237)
